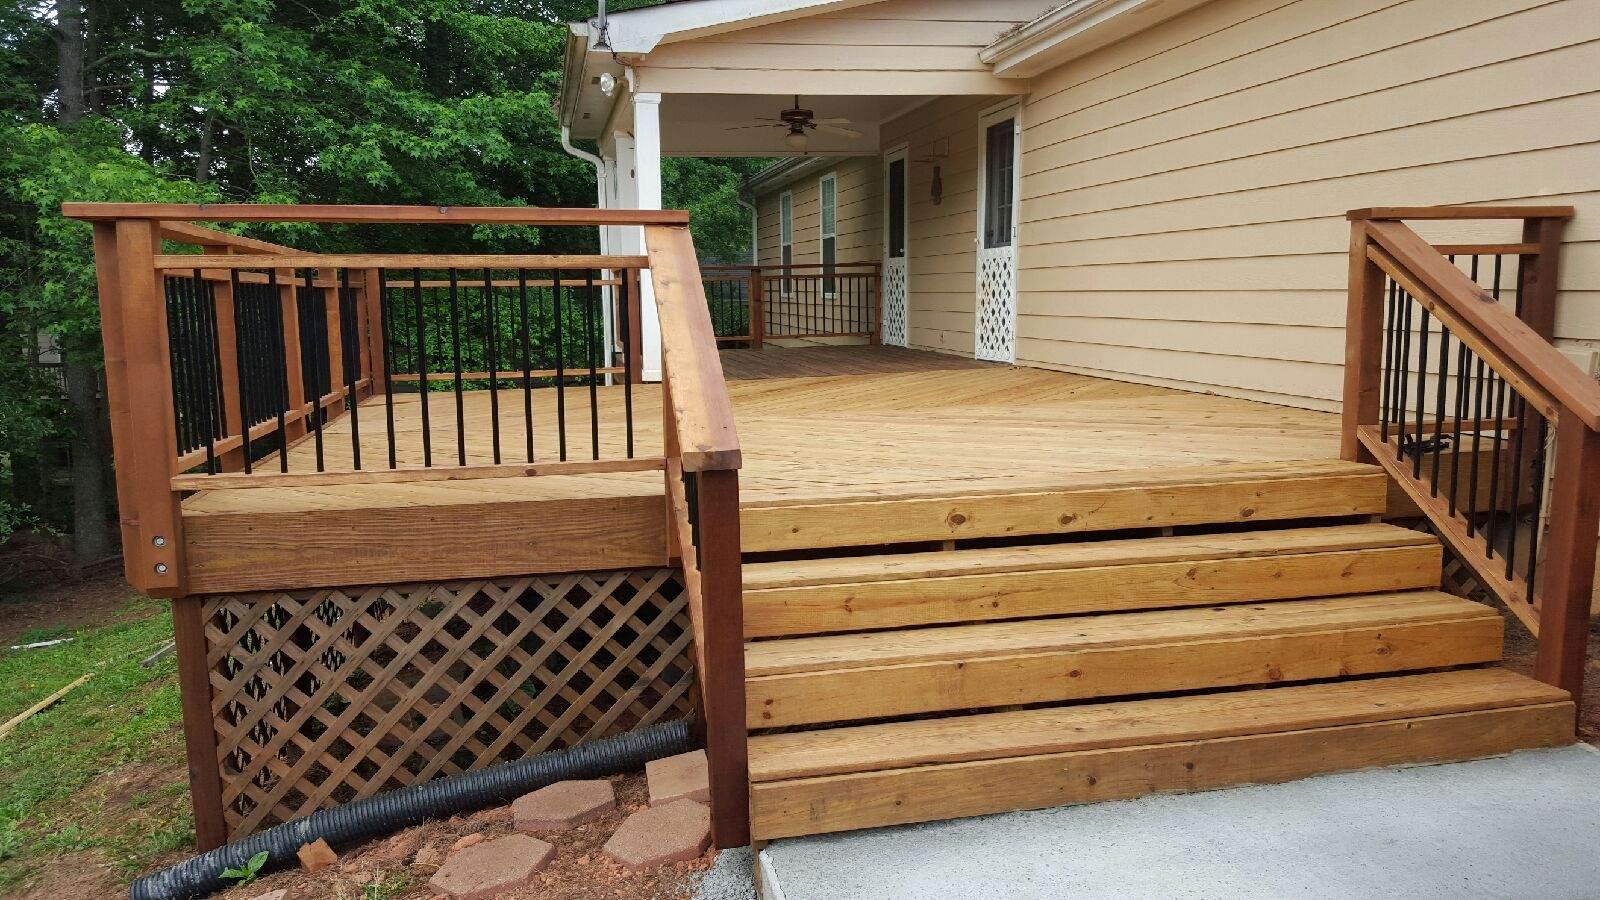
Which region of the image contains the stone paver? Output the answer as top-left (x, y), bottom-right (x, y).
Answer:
top-left (296, 838), bottom-right (337, 873)
top-left (428, 833), bottom-right (555, 900)
top-left (603, 799), bottom-right (711, 869)
top-left (514, 779), bottom-right (617, 831)
top-left (646, 749), bottom-right (710, 806)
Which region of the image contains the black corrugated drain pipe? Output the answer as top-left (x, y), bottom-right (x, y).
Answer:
top-left (131, 718), bottom-right (693, 900)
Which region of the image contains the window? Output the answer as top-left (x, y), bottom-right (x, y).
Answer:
top-left (779, 190), bottom-right (793, 294)
top-left (819, 172), bottom-right (837, 295)
top-left (887, 157), bottom-right (906, 259)
top-left (983, 118), bottom-right (1016, 249)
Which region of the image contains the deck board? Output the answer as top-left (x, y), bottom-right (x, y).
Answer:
top-left (182, 347), bottom-right (1343, 516)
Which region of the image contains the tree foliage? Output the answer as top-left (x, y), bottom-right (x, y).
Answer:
top-left (0, 0), bottom-right (765, 547)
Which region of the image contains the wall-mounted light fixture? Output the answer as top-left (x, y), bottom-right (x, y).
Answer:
top-left (597, 72), bottom-right (617, 97)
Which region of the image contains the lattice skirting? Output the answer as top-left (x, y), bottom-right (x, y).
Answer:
top-left (200, 569), bottom-right (694, 839)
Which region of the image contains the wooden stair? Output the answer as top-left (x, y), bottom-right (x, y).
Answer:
top-left (741, 466), bottom-right (1577, 841)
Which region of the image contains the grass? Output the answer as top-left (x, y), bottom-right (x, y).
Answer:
top-left (0, 595), bottom-right (190, 891)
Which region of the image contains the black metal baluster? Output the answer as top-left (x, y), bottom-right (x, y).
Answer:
top-left (199, 272), bottom-right (226, 474)
top-left (485, 268), bottom-right (501, 465)
top-left (1505, 395), bottom-right (1527, 580)
top-left (1484, 374), bottom-right (1508, 558)
top-left (413, 268), bottom-right (432, 467)
top-left (1396, 288), bottom-right (1414, 462)
top-left (232, 272), bottom-right (254, 474)
top-left (554, 270), bottom-right (567, 461)
top-left (1449, 340), bottom-right (1469, 515)
top-left (1466, 358), bottom-right (1487, 536)
top-left (1525, 416), bottom-right (1549, 596)
top-left (585, 270), bottom-right (599, 460)
top-left (448, 269), bottom-right (466, 466)
top-left (302, 274), bottom-right (326, 472)
top-left (620, 271), bottom-right (634, 458)
top-left (518, 269), bottom-right (534, 462)
top-left (1381, 278), bottom-right (1398, 442)
top-left (339, 270), bottom-right (362, 470)
top-left (1431, 322), bottom-right (1450, 495)
top-left (379, 270), bottom-right (396, 469)
top-left (267, 270), bottom-right (289, 473)
top-left (1413, 307), bottom-right (1430, 480)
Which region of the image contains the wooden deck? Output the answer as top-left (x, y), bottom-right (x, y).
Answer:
top-left (176, 346), bottom-right (1347, 591)
top-left (185, 346), bottom-right (1341, 513)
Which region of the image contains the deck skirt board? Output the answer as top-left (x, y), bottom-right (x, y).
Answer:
top-left (744, 525), bottom-right (1443, 637)
top-left (748, 697), bottom-right (1575, 840)
top-left (745, 593), bottom-right (1504, 728)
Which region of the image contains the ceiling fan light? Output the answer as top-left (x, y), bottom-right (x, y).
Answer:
top-left (785, 129), bottom-right (808, 150)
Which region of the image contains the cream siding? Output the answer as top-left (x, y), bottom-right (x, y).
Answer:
top-left (754, 158), bottom-right (884, 268)
top-left (634, 0), bottom-right (1051, 96)
top-left (1012, 0), bottom-right (1600, 411)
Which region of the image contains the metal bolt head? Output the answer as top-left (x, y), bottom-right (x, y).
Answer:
top-left (154, 563), bottom-right (169, 574)
top-left (152, 536), bottom-right (167, 548)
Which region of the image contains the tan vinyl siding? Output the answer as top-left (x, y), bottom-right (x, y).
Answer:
top-left (878, 96), bottom-right (993, 354)
top-left (754, 158), bottom-right (884, 268)
top-left (634, 0), bottom-right (1050, 96)
top-left (1014, 0), bottom-right (1600, 411)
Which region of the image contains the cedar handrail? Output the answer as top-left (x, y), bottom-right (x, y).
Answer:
top-left (1342, 205), bottom-right (1599, 717)
top-left (1358, 220), bottom-right (1600, 429)
top-left (63, 202), bottom-right (689, 226)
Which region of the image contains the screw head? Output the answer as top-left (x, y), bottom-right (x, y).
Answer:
top-left (152, 536), bottom-right (167, 548)
top-left (154, 563), bottom-right (169, 574)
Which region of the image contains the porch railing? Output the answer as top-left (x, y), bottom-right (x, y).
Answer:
top-left (65, 203), bottom-right (749, 849)
top-left (700, 261), bottom-right (880, 347)
top-left (1342, 205), bottom-right (1600, 712)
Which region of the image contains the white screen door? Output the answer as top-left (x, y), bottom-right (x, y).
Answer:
top-left (882, 146), bottom-right (909, 347)
top-left (976, 104), bottom-right (1020, 363)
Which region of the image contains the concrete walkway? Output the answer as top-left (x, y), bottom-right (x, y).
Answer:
top-left (746, 746), bottom-right (1600, 900)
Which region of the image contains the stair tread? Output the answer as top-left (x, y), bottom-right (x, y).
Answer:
top-left (745, 523), bottom-right (1436, 590)
top-left (745, 591), bottom-right (1495, 678)
top-left (748, 669), bottom-right (1567, 783)
top-left (739, 459), bottom-right (1385, 509)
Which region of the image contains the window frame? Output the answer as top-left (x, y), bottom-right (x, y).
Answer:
top-left (779, 189), bottom-right (794, 295)
top-left (818, 171), bottom-right (838, 298)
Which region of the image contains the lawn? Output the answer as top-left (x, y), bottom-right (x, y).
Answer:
top-left (0, 584), bottom-right (191, 895)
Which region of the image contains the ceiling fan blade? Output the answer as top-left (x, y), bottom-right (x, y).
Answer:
top-left (811, 123), bottom-right (864, 139)
top-left (812, 117), bottom-right (853, 126)
top-left (725, 123), bottom-right (783, 131)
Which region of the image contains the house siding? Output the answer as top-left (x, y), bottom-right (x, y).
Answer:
top-left (1012, 0), bottom-right (1600, 411)
top-left (755, 157), bottom-right (884, 268)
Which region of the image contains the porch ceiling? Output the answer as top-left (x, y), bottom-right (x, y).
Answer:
top-left (659, 93), bottom-right (931, 157)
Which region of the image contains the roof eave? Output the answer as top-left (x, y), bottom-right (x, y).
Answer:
top-left (980, 0), bottom-right (1214, 78)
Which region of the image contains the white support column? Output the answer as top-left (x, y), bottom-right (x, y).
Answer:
top-left (632, 91), bottom-right (664, 382)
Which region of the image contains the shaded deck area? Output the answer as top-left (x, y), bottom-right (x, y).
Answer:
top-left (184, 345), bottom-right (1342, 515)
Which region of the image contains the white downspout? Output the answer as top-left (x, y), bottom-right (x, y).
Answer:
top-left (736, 195), bottom-right (757, 264)
top-left (562, 125), bottom-right (617, 383)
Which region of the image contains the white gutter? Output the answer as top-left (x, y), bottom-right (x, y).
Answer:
top-left (980, 0), bottom-right (1213, 78)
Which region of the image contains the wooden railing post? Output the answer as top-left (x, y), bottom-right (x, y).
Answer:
top-left (693, 467), bottom-right (748, 849)
top-left (1534, 409), bottom-right (1600, 712)
top-left (320, 269), bottom-right (343, 407)
top-left (748, 266), bottom-right (764, 349)
top-left (1517, 216), bottom-right (1565, 342)
top-left (172, 596), bottom-right (229, 849)
top-left (1341, 221), bottom-right (1385, 463)
top-left (278, 267), bottom-right (307, 440)
top-left (110, 218), bottom-right (186, 596)
top-left (363, 268), bottom-right (385, 398)
top-left (203, 246), bottom-right (246, 471)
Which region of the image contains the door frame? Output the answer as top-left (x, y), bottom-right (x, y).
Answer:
top-left (975, 98), bottom-right (1023, 363)
top-left (882, 142), bottom-right (910, 347)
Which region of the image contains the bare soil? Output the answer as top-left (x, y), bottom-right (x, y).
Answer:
top-left (0, 569), bottom-right (150, 646)
top-left (216, 773), bottom-right (712, 900)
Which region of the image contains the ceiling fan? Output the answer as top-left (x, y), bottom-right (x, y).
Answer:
top-left (726, 96), bottom-right (863, 150)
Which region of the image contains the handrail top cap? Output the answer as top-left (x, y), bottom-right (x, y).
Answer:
top-left (1347, 205), bottom-right (1575, 222)
top-left (60, 202), bottom-right (691, 227)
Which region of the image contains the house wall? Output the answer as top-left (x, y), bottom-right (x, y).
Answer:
top-left (1012, 0), bottom-right (1600, 411)
top-left (755, 157), bottom-right (885, 267)
top-left (633, 0), bottom-right (1049, 96)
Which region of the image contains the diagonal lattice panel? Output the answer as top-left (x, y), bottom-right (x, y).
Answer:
top-left (202, 569), bottom-right (694, 839)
